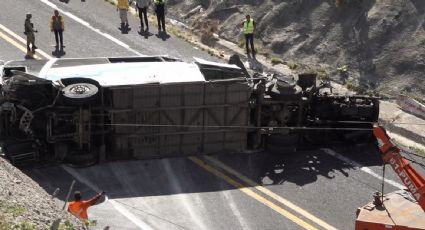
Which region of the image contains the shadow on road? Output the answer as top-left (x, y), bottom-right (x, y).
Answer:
top-left (138, 30), bottom-right (153, 39)
top-left (246, 55), bottom-right (263, 72)
top-left (119, 25), bottom-right (131, 34)
top-left (260, 151), bottom-right (353, 186)
top-left (52, 46), bottom-right (66, 58)
top-left (156, 31), bottom-right (170, 41)
top-left (24, 54), bottom-right (35, 59)
top-left (20, 142), bottom-right (383, 202)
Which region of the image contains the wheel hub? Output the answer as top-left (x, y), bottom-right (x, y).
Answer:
top-left (70, 85), bottom-right (89, 95)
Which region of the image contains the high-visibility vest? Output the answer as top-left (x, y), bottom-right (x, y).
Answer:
top-left (243, 19), bottom-right (254, 34)
top-left (117, 0), bottom-right (129, 9)
top-left (68, 201), bottom-right (90, 219)
top-left (154, 0), bottom-right (164, 5)
top-left (50, 15), bottom-right (64, 31)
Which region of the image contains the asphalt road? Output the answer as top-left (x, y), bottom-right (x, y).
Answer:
top-left (1, 0), bottom-right (423, 229)
top-left (24, 144), bottom-right (410, 230)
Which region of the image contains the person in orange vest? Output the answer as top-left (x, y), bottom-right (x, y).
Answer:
top-left (50, 10), bottom-right (65, 48)
top-left (68, 191), bottom-right (105, 220)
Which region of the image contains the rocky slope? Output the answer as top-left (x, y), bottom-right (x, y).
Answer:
top-left (0, 157), bottom-right (80, 229)
top-left (166, 0), bottom-right (424, 97)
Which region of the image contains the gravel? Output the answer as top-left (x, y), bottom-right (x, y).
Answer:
top-left (0, 157), bottom-right (81, 229)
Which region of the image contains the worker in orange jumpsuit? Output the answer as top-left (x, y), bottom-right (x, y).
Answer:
top-left (68, 191), bottom-right (105, 220)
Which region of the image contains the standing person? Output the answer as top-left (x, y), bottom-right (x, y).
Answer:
top-left (242, 14), bottom-right (256, 56)
top-left (68, 191), bottom-right (105, 220)
top-left (136, 0), bottom-right (150, 32)
top-left (50, 10), bottom-right (65, 48)
top-left (24, 13), bottom-right (37, 54)
top-left (154, 0), bottom-right (165, 33)
top-left (117, 0), bottom-right (130, 28)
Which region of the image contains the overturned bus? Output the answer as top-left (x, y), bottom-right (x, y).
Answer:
top-left (0, 56), bottom-right (379, 166)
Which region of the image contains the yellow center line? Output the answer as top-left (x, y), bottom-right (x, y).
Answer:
top-left (204, 156), bottom-right (338, 230)
top-left (0, 23), bottom-right (52, 60)
top-left (0, 13), bottom-right (333, 230)
top-left (189, 156), bottom-right (319, 230)
top-left (0, 24), bottom-right (29, 45)
top-left (0, 30), bottom-right (40, 59)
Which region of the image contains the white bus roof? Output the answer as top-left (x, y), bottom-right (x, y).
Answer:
top-left (42, 62), bottom-right (206, 86)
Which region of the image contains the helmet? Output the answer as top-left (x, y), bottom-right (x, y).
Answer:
top-left (74, 191), bottom-right (82, 201)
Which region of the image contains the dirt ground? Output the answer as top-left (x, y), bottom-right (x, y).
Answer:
top-left (0, 157), bottom-right (80, 229)
top-left (165, 0), bottom-right (425, 97)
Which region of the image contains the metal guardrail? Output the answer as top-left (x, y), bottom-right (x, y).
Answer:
top-left (397, 95), bottom-right (425, 120)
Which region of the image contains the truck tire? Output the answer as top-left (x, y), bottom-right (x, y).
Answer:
top-left (61, 83), bottom-right (99, 105)
top-left (60, 77), bottom-right (100, 87)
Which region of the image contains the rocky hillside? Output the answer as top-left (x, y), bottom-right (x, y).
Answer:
top-left (166, 0), bottom-right (424, 97)
top-left (0, 157), bottom-right (80, 229)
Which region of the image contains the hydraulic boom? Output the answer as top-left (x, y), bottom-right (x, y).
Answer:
top-left (355, 125), bottom-right (425, 230)
top-left (374, 125), bottom-right (425, 210)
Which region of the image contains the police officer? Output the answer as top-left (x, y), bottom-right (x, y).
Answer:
top-left (136, 0), bottom-right (150, 32)
top-left (154, 0), bottom-right (165, 33)
top-left (24, 13), bottom-right (37, 53)
top-left (50, 10), bottom-right (65, 48)
top-left (242, 14), bottom-right (256, 55)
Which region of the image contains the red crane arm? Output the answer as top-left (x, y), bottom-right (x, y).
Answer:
top-left (373, 125), bottom-right (425, 211)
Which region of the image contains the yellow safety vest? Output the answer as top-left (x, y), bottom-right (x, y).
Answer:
top-left (50, 16), bottom-right (65, 31)
top-left (117, 0), bottom-right (129, 9)
top-left (154, 0), bottom-right (164, 5)
top-left (243, 19), bottom-right (254, 34)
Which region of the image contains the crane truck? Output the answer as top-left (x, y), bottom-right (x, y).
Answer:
top-left (355, 125), bottom-right (425, 229)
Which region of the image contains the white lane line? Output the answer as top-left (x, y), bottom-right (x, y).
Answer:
top-left (108, 199), bottom-right (155, 230)
top-left (204, 156), bottom-right (338, 230)
top-left (321, 148), bottom-right (405, 190)
top-left (38, 58), bottom-right (57, 78)
top-left (63, 12), bottom-right (90, 27)
top-left (103, 33), bottom-right (130, 49)
top-left (162, 159), bottom-right (209, 230)
top-left (0, 23), bottom-right (52, 59)
top-left (61, 165), bottom-right (155, 230)
top-left (222, 190), bottom-right (252, 230)
top-left (38, 0), bottom-right (144, 56)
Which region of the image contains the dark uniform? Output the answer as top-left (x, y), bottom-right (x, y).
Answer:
top-left (154, 0), bottom-right (165, 33)
top-left (136, 0), bottom-right (150, 31)
top-left (24, 14), bottom-right (37, 53)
